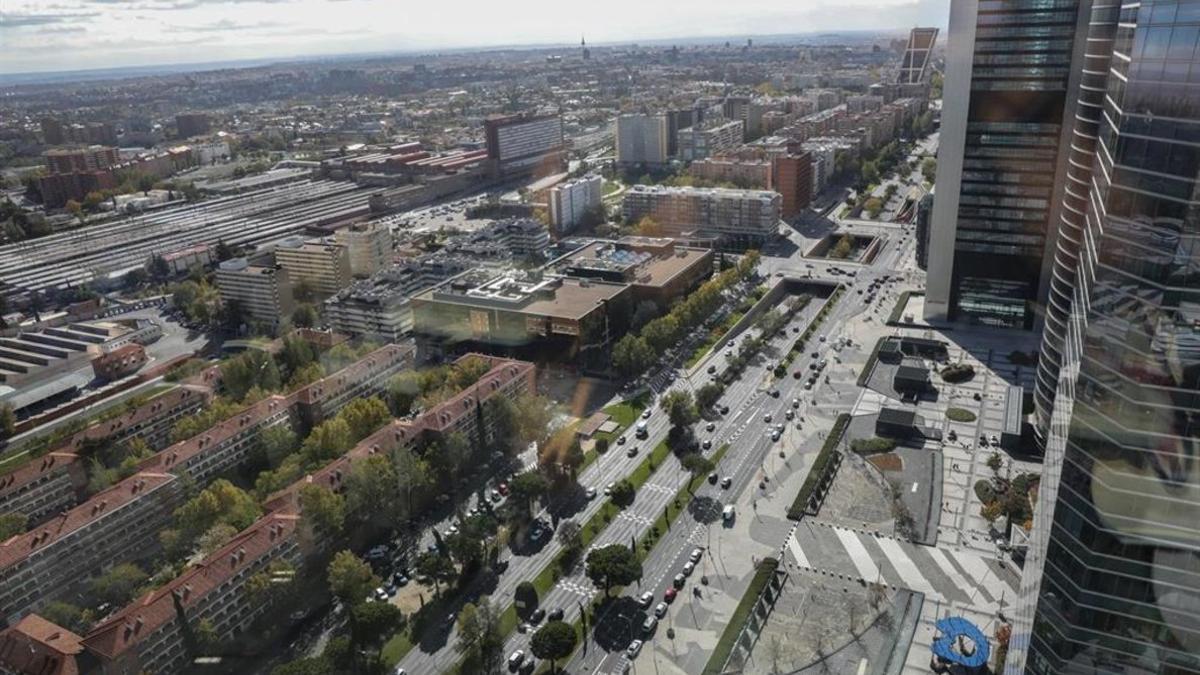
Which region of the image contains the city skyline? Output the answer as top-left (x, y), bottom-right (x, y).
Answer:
top-left (2, 0), bottom-right (949, 76)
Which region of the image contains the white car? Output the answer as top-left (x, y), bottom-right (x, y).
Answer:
top-left (690, 547), bottom-right (704, 563)
top-left (682, 561), bottom-right (695, 576)
top-left (638, 591), bottom-right (654, 607)
top-left (626, 639), bottom-right (644, 658)
top-left (654, 601), bottom-right (668, 618)
top-left (508, 650), bottom-right (525, 670)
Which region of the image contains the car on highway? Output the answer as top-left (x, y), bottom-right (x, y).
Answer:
top-left (638, 591), bottom-right (654, 608)
top-left (720, 476), bottom-right (732, 488)
top-left (642, 409), bottom-right (652, 419)
top-left (719, 405), bottom-right (729, 415)
top-left (763, 413), bottom-right (772, 423)
top-left (529, 608), bottom-right (546, 625)
top-left (785, 410), bottom-right (794, 420)
top-left (604, 482), bottom-right (615, 495)
top-left (702, 439), bottom-right (712, 449)
top-left (706, 422), bottom-right (716, 431)
top-left (770, 389), bottom-right (780, 398)
top-left (690, 547), bottom-right (704, 563)
top-left (548, 608), bottom-right (564, 622)
top-left (626, 640), bottom-right (644, 658)
top-left (627, 446), bottom-right (638, 458)
top-left (643, 616), bottom-right (658, 635)
top-left (707, 365), bottom-right (717, 374)
top-left (586, 486), bottom-right (597, 500)
top-left (792, 398), bottom-right (800, 408)
top-left (708, 472), bottom-right (719, 484)
top-left (617, 435), bottom-right (626, 445)
top-left (654, 602), bottom-right (668, 618)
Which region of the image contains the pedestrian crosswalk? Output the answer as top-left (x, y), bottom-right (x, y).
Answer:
top-left (784, 522), bottom-right (1016, 615)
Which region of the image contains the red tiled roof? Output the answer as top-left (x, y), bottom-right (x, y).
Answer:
top-left (0, 614), bottom-right (83, 675)
top-left (0, 453), bottom-right (81, 503)
top-left (135, 394), bottom-right (292, 475)
top-left (82, 512), bottom-right (300, 661)
top-left (291, 344), bottom-right (412, 406)
top-left (0, 472), bottom-right (176, 571)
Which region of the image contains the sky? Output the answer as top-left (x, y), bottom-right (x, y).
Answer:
top-left (2, 0), bottom-right (949, 75)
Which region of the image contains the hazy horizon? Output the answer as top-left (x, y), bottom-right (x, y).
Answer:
top-left (2, 0), bottom-right (949, 77)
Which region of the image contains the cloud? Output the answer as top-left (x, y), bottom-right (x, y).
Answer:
top-left (164, 18), bottom-right (280, 32)
top-left (0, 10), bottom-right (99, 27)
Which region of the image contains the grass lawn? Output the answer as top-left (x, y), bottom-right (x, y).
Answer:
top-left (594, 394), bottom-right (650, 445)
top-left (946, 407), bottom-right (978, 423)
top-left (380, 627), bottom-right (414, 665)
top-left (602, 180), bottom-right (622, 196)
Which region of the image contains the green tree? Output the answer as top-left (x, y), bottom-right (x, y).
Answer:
top-left (509, 470), bottom-right (550, 513)
top-left (415, 550), bottom-right (456, 597)
top-left (609, 479), bottom-right (636, 508)
top-left (327, 550), bottom-right (378, 605)
top-left (612, 334), bottom-right (655, 377)
top-left (831, 234), bottom-right (854, 259)
top-left (286, 362), bottom-right (325, 391)
top-left (456, 598), bottom-right (504, 674)
top-left (695, 382), bottom-right (723, 411)
top-left (350, 601), bottom-right (405, 659)
top-left (195, 522), bottom-right (240, 556)
top-left (256, 424), bottom-right (299, 468)
top-left (864, 197), bottom-right (884, 218)
top-left (173, 479), bottom-right (262, 553)
top-left (277, 334), bottom-right (319, 374)
top-left (514, 580), bottom-right (539, 615)
top-left (41, 601), bottom-right (91, 635)
top-left (0, 512), bottom-right (27, 540)
top-left (641, 315), bottom-right (679, 354)
top-left (557, 519), bottom-right (582, 557)
top-left (300, 418), bottom-right (354, 466)
top-left (338, 396), bottom-right (391, 442)
top-left (585, 544), bottom-right (642, 596)
top-left (681, 453), bottom-right (716, 493)
top-left (292, 304), bottom-right (319, 328)
top-left (531, 621), bottom-right (578, 674)
top-left (344, 454), bottom-right (398, 526)
top-left (861, 161), bottom-right (880, 186)
top-left (660, 390), bottom-right (699, 428)
top-left (90, 563), bottom-right (148, 606)
top-left (299, 484), bottom-right (346, 535)
top-left (220, 350), bottom-right (282, 401)
top-left (921, 158), bottom-right (937, 183)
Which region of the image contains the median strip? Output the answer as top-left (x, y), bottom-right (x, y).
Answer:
top-left (702, 556), bottom-right (781, 675)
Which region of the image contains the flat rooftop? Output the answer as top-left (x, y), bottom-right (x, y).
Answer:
top-left (421, 270), bottom-right (626, 321)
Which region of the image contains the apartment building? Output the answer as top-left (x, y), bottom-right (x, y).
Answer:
top-left (0, 614), bottom-right (84, 675)
top-left (548, 175), bottom-right (602, 236)
top-left (0, 454), bottom-right (85, 529)
top-left (484, 113), bottom-right (566, 178)
top-left (0, 472), bottom-right (181, 625)
top-left (80, 513), bottom-right (302, 675)
top-left (324, 261), bottom-right (468, 343)
top-left (616, 114), bottom-right (669, 166)
top-left (273, 238), bottom-right (353, 300)
top-left (290, 343), bottom-right (413, 426)
top-left (214, 259), bottom-right (296, 331)
top-left (771, 153), bottom-right (814, 218)
top-left (689, 158), bottom-right (771, 189)
top-left (334, 221), bottom-right (392, 278)
top-left (621, 185), bottom-right (781, 248)
top-left (43, 146), bottom-right (119, 175)
top-left (676, 120), bottom-right (744, 161)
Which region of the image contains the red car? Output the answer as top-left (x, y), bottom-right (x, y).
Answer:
top-left (497, 482), bottom-right (509, 496)
top-left (664, 587), bottom-right (677, 603)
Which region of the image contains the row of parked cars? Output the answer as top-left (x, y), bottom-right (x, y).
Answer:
top-left (625, 547), bottom-right (707, 659)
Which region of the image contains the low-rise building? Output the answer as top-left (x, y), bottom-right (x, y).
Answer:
top-left (412, 269), bottom-right (631, 365)
top-left (621, 185), bottom-right (781, 248)
top-left (90, 344), bottom-right (147, 381)
top-left (214, 259), bottom-right (296, 331)
top-left (0, 614), bottom-right (85, 675)
top-left (550, 238), bottom-right (713, 309)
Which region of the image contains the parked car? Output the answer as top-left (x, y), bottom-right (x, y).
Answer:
top-left (664, 587), bottom-right (678, 602)
top-left (654, 601), bottom-right (668, 618)
top-left (638, 591), bottom-right (654, 608)
top-left (690, 547), bottom-right (704, 563)
top-left (642, 616), bottom-right (658, 635)
top-left (508, 650), bottom-right (526, 671)
top-left (708, 472), bottom-right (719, 484)
top-left (529, 608), bottom-right (545, 625)
top-left (673, 574), bottom-right (686, 588)
top-left (706, 422), bottom-right (716, 432)
top-left (682, 561), bottom-right (695, 576)
top-left (626, 640), bottom-right (644, 658)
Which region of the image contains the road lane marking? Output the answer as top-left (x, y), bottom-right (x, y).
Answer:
top-left (874, 537), bottom-right (936, 597)
top-left (787, 530), bottom-right (810, 569)
top-left (833, 528), bottom-right (880, 581)
top-left (926, 546), bottom-right (977, 600)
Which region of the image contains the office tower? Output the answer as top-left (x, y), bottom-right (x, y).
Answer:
top-left (549, 175), bottom-right (602, 235)
top-left (897, 27), bottom-right (939, 86)
top-left (665, 109), bottom-right (695, 157)
top-left (175, 112), bottom-right (212, 139)
top-left (616, 114), bottom-right (669, 165)
top-left (484, 112), bottom-right (566, 178)
top-left (1007, 3), bottom-right (1200, 673)
top-left (924, 1), bottom-right (1085, 329)
top-left (1032, 0), bottom-right (1120, 441)
top-left (914, 191), bottom-right (933, 270)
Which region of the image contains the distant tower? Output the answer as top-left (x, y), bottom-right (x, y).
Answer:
top-left (581, 35), bottom-right (590, 60)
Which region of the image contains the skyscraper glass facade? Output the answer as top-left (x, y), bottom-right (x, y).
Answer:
top-left (942, 0), bottom-right (1081, 328)
top-left (1010, 2), bottom-right (1200, 672)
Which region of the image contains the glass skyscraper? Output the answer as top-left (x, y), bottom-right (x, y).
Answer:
top-left (1009, 1), bottom-right (1200, 673)
top-left (925, 0), bottom-right (1087, 329)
